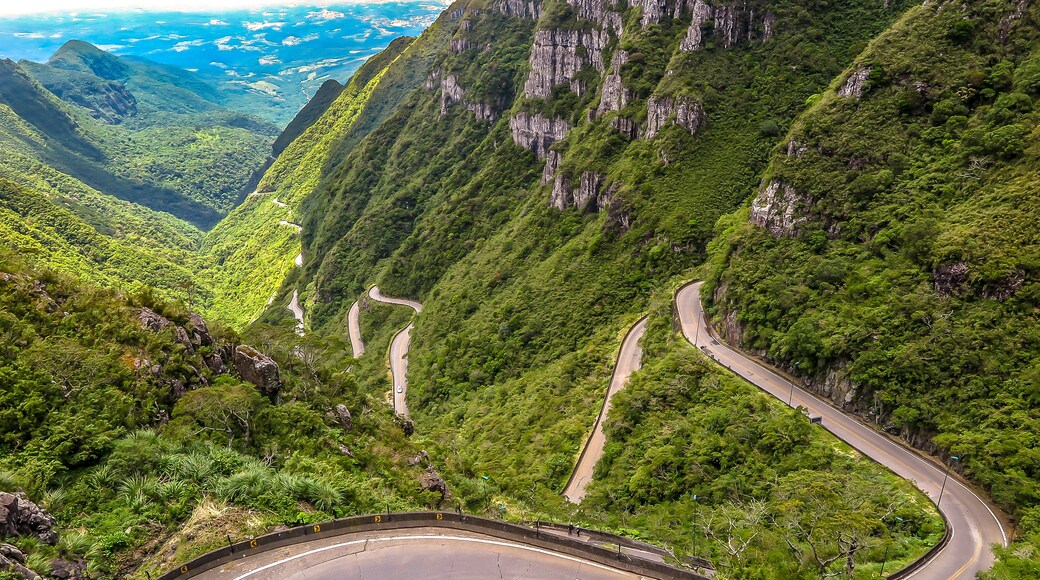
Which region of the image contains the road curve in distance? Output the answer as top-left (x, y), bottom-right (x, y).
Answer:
top-left (287, 290), bottom-right (304, 336)
top-left (675, 281), bottom-right (1009, 579)
top-left (192, 527), bottom-right (640, 580)
top-left (368, 286), bottom-right (422, 417)
top-left (563, 317), bottom-right (647, 504)
top-left (347, 300), bottom-right (364, 358)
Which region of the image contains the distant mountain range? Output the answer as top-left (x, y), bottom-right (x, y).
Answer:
top-left (0, 40), bottom-right (278, 228)
top-left (0, 2), bottom-right (449, 124)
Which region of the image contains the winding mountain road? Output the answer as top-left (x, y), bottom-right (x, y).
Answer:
top-left (563, 317), bottom-right (647, 504)
top-left (287, 290), bottom-right (304, 336)
top-left (368, 286), bottom-right (423, 417)
top-left (676, 282), bottom-right (1009, 578)
top-left (193, 527), bottom-right (641, 580)
top-left (347, 300), bottom-right (364, 358)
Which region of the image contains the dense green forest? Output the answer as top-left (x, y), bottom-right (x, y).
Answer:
top-left (0, 42), bottom-right (276, 228)
top-left (0, 252), bottom-right (439, 578)
top-left (703, 1), bottom-right (1040, 574)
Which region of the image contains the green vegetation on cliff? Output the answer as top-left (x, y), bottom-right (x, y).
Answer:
top-left (0, 254), bottom-right (442, 578)
top-left (701, 0), bottom-right (1040, 572)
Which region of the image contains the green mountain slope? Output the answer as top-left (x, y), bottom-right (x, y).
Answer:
top-left (2, 42), bottom-right (278, 228)
top-left (701, 0), bottom-right (1040, 572)
top-left (0, 254), bottom-right (435, 578)
top-left (202, 32), bottom-right (445, 326)
top-left (216, 0), bottom-right (957, 574)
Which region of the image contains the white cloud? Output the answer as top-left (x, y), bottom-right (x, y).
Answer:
top-left (209, 61), bottom-right (228, 69)
top-left (281, 33), bottom-right (317, 46)
top-left (243, 20), bottom-right (285, 32)
top-left (13, 32), bottom-right (46, 39)
top-left (307, 8), bottom-right (344, 21)
top-left (207, 19), bottom-right (229, 26)
top-left (258, 55), bottom-right (280, 65)
top-left (170, 39), bottom-right (205, 52)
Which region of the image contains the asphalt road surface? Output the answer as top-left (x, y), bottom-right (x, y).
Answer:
top-left (347, 300), bottom-right (364, 358)
top-left (563, 317), bottom-right (647, 504)
top-left (368, 286), bottom-right (422, 417)
top-left (675, 282), bottom-right (1009, 579)
top-left (287, 290), bottom-right (304, 336)
top-left (193, 527), bottom-right (645, 580)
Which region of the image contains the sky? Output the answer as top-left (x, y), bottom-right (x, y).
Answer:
top-left (0, 1), bottom-right (351, 17)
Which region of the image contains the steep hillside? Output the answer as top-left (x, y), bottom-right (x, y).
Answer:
top-left (216, 0), bottom-right (952, 573)
top-left (702, 0), bottom-right (1040, 573)
top-left (202, 32), bottom-right (447, 327)
top-left (268, 0), bottom-right (914, 491)
top-left (0, 254), bottom-right (437, 579)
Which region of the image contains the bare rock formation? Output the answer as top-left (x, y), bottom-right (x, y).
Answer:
top-left (748, 179), bottom-right (808, 236)
top-left (233, 345), bottom-right (282, 397)
top-left (510, 112), bottom-right (571, 159)
top-left (645, 95), bottom-right (705, 139)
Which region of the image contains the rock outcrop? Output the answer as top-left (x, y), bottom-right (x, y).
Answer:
top-left (645, 95), bottom-right (704, 139)
top-left (0, 543), bottom-right (39, 580)
top-left (233, 345), bottom-right (282, 397)
top-left (838, 66), bottom-right (871, 98)
top-left (596, 50), bottom-right (629, 116)
top-left (523, 29), bottom-right (608, 98)
top-left (510, 112), bottom-right (571, 159)
top-left (427, 70), bottom-right (500, 123)
top-left (748, 179), bottom-right (808, 236)
top-left (494, 0), bottom-right (541, 20)
top-left (450, 39), bottom-right (477, 53)
top-left (136, 307), bottom-right (171, 332)
top-left (569, 0), bottom-right (624, 34)
top-left (334, 404), bottom-right (353, 432)
top-left (418, 467), bottom-right (449, 509)
top-left (550, 169), bottom-right (618, 212)
top-left (0, 492), bottom-right (58, 545)
top-left (677, 1), bottom-right (777, 51)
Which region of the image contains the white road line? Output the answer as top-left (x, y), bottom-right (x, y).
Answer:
top-left (232, 534), bottom-right (627, 579)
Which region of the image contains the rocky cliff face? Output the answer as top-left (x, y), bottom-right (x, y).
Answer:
top-left (494, 0), bottom-right (541, 20)
top-left (570, 0), bottom-right (624, 33)
top-left (596, 50), bottom-right (629, 116)
top-left (676, 0), bottom-right (777, 51)
top-left (748, 178), bottom-right (807, 236)
top-left (426, 69), bottom-right (500, 122)
top-left (645, 95), bottom-right (705, 139)
top-left (838, 66), bottom-right (871, 98)
top-left (549, 169), bottom-right (617, 212)
top-left (523, 29), bottom-right (609, 99)
top-left (509, 112), bottom-right (572, 158)
top-left (36, 73), bottom-right (137, 125)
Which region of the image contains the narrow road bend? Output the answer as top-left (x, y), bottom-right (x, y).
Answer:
top-left (675, 282), bottom-right (1009, 579)
top-left (347, 300), bottom-right (364, 358)
top-left (193, 527), bottom-right (640, 580)
top-left (563, 317), bottom-right (647, 503)
top-left (287, 290), bottom-right (304, 336)
top-left (368, 286), bottom-right (422, 417)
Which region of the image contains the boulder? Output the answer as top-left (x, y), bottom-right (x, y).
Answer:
top-left (136, 307), bottom-right (171, 332)
top-left (49, 558), bottom-right (86, 579)
top-left (419, 467), bottom-right (449, 509)
top-left (0, 545), bottom-right (39, 579)
top-left (394, 413), bottom-right (415, 437)
top-left (187, 313), bottom-right (214, 346)
top-left (0, 492), bottom-right (58, 545)
top-left (233, 345), bottom-right (281, 397)
top-left (334, 404), bottom-right (353, 432)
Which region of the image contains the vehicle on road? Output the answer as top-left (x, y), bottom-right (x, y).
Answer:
top-left (396, 385), bottom-right (403, 393)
